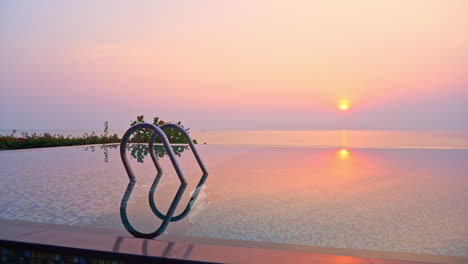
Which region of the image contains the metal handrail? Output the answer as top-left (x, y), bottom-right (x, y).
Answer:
top-left (119, 123), bottom-right (188, 238)
top-left (121, 123), bottom-right (187, 183)
top-left (148, 124), bottom-right (208, 222)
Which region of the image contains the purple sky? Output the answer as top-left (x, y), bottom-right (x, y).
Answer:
top-left (1, 1), bottom-right (467, 130)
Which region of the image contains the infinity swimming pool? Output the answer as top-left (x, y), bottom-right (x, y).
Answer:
top-left (0, 144), bottom-right (467, 262)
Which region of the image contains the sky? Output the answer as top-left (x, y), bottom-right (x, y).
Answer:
top-left (0, 0), bottom-right (467, 130)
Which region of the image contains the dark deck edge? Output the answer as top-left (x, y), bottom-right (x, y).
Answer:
top-left (0, 239), bottom-right (218, 264)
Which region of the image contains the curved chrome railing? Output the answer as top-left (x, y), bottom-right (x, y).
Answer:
top-left (121, 123), bottom-right (187, 183)
top-left (148, 124), bottom-right (208, 222)
top-left (119, 122), bottom-right (208, 238)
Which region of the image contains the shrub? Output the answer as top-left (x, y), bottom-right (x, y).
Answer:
top-left (129, 115), bottom-right (197, 144)
top-left (0, 117), bottom-right (198, 150)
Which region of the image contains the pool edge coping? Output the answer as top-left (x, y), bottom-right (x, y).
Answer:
top-left (1, 219), bottom-right (464, 264)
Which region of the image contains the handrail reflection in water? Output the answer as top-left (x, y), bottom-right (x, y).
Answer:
top-left (112, 236), bottom-right (195, 258)
top-left (119, 180), bottom-right (186, 239)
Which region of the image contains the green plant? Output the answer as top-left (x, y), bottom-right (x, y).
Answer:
top-left (129, 115), bottom-right (197, 144)
top-left (0, 117), bottom-right (199, 150)
top-left (0, 122), bottom-right (120, 150)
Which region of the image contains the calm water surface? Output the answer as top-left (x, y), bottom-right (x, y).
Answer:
top-left (0, 144), bottom-right (467, 261)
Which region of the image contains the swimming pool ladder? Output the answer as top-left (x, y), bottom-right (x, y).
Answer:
top-left (119, 123), bottom-right (208, 239)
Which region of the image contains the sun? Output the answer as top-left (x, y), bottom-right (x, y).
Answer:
top-left (339, 103), bottom-right (349, 111)
top-left (338, 100), bottom-right (350, 111)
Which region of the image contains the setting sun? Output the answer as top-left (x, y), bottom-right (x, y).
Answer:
top-left (338, 100), bottom-right (350, 111)
top-left (339, 104), bottom-right (349, 111)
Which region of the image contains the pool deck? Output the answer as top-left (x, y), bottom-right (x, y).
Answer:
top-left (1, 219), bottom-right (463, 264)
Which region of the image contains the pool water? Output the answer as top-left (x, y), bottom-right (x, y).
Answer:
top-left (0, 144), bottom-right (467, 259)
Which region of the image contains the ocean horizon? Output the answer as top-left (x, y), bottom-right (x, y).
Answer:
top-left (2, 129), bottom-right (467, 149)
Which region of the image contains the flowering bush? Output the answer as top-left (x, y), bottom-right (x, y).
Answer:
top-left (0, 127), bottom-right (120, 150)
top-left (129, 115), bottom-right (197, 144)
top-left (0, 117), bottom-right (198, 150)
